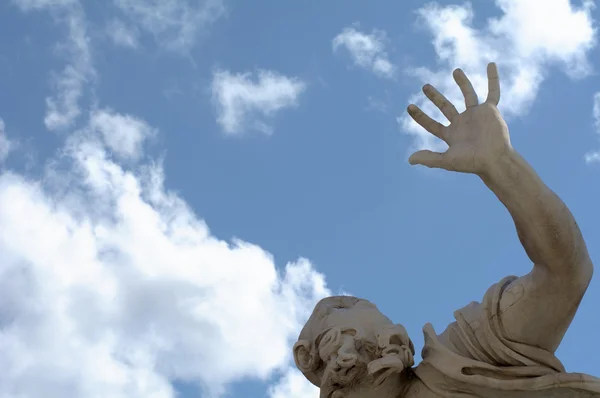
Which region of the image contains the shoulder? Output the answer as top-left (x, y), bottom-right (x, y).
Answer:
top-left (437, 276), bottom-right (518, 360)
top-left (498, 275), bottom-right (527, 313)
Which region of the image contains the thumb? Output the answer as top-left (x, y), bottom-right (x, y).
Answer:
top-left (408, 150), bottom-right (449, 169)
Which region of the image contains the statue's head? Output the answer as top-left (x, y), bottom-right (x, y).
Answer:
top-left (293, 296), bottom-right (415, 398)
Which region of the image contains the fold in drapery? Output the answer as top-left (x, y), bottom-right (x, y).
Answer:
top-left (414, 276), bottom-right (600, 397)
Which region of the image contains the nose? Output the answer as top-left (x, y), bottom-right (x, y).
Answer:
top-left (336, 338), bottom-right (358, 368)
top-left (337, 352), bottom-right (357, 368)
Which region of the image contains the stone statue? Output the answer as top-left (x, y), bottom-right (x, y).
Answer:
top-left (293, 63), bottom-right (600, 398)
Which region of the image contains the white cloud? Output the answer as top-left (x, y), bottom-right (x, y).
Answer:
top-left (585, 92), bottom-right (600, 163)
top-left (12, 0), bottom-right (76, 9)
top-left (14, 0), bottom-right (94, 131)
top-left (400, 0), bottom-right (596, 152)
top-left (106, 18), bottom-right (140, 49)
top-left (333, 27), bottom-right (395, 79)
top-left (268, 368), bottom-right (319, 398)
top-left (6, 3), bottom-right (324, 397)
top-left (366, 96), bottom-right (390, 114)
top-left (0, 118), bottom-right (12, 163)
top-left (89, 109), bottom-right (156, 160)
top-left (211, 69), bottom-right (307, 135)
top-left (0, 109), bottom-right (330, 397)
top-left (112, 0), bottom-right (225, 52)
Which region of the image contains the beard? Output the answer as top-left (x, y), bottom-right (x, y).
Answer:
top-left (319, 359), bottom-right (372, 398)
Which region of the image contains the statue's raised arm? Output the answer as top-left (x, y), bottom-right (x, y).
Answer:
top-left (293, 63), bottom-right (600, 398)
top-left (407, 63), bottom-right (593, 353)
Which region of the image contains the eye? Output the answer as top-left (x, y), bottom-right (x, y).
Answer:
top-left (320, 328), bottom-right (340, 347)
top-left (318, 328), bottom-right (342, 359)
top-left (359, 341), bottom-right (378, 356)
top-left (340, 327), bottom-right (357, 337)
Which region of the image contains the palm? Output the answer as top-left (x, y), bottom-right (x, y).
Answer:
top-left (407, 63), bottom-right (511, 175)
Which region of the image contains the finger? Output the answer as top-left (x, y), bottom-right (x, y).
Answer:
top-left (485, 62), bottom-right (500, 105)
top-left (407, 104), bottom-right (446, 141)
top-left (422, 84), bottom-right (459, 121)
top-left (452, 68), bottom-right (478, 108)
top-left (408, 150), bottom-right (451, 170)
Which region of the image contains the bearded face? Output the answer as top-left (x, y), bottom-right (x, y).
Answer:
top-left (316, 327), bottom-right (378, 398)
top-left (293, 297), bottom-right (415, 398)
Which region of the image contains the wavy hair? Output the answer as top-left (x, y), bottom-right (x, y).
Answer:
top-left (293, 296), bottom-right (415, 390)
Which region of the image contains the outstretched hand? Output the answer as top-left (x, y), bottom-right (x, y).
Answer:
top-left (407, 63), bottom-right (512, 176)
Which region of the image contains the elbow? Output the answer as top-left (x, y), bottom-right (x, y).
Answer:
top-left (545, 249), bottom-right (593, 290)
top-left (572, 242), bottom-right (594, 286)
top-left (580, 257), bottom-right (594, 286)
top-left (548, 232), bottom-right (593, 286)
top-left (576, 258), bottom-right (594, 296)
top-left (558, 256), bottom-right (594, 291)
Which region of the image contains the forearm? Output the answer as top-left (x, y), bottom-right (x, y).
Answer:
top-left (480, 147), bottom-right (593, 279)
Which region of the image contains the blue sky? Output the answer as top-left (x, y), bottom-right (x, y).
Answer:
top-left (0, 0), bottom-right (599, 397)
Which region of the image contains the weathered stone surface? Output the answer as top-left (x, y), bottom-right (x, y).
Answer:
top-left (294, 63), bottom-right (600, 398)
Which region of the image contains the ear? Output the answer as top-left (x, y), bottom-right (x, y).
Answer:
top-left (293, 340), bottom-right (320, 372)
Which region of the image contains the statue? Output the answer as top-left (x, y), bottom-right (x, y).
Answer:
top-left (293, 63), bottom-right (600, 398)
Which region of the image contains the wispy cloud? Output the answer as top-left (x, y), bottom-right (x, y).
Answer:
top-left (585, 92), bottom-right (600, 164)
top-left (0, 106), bottom-right (329, 398)
top-left (333, 26), bottom-right (395, 79)
top-left (14, 0), bottom-right (94, 131)
top-left (112, 0), bottom-right (226, 52)
top-left (400, 0), bottom-right (597, 152)
top-left (106, 18), bottom-right (140, 49)
top-left (0, 118), bottom-right (13, 163)
top-left (268, 368), bottom-right (320, 398)
top-left (89, 108), bottom-right (156, 160)
top-left (211, 69), bottom-right (307, 135)
top-left (2, 4), bottom-right (328, 397)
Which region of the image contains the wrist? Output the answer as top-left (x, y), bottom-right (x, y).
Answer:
top-left (479, 145), bottom-right (519, 184)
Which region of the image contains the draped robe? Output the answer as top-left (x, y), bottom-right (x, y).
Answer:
top-left (414, 276), bottom-right (600, 397)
